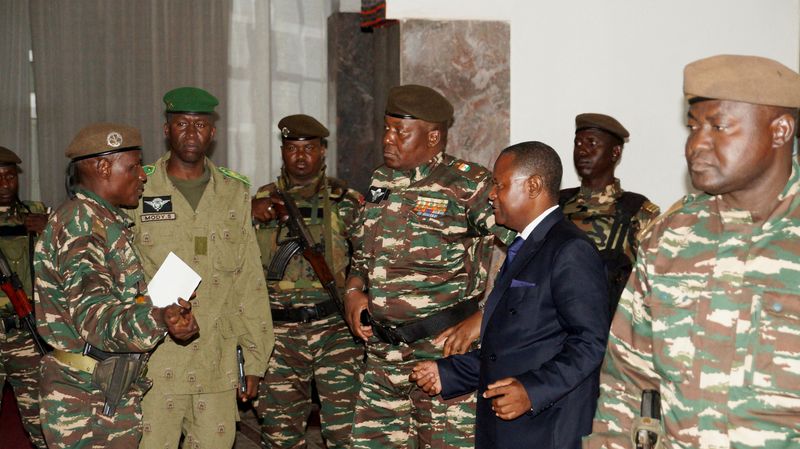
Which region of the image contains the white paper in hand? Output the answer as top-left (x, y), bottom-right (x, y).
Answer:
top-left (147, 252), bottom-right (201, 307)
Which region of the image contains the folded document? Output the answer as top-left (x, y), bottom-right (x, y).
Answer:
top-left (147, 252), bottom-right (201, 307)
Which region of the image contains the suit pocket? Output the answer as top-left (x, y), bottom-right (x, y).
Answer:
top-left (510, 279), bottom-right (536, 288)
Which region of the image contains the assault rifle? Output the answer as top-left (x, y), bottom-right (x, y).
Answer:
top-left (265, 189), bottom-right (349, 324)
top-left (0, 247), bottom-right (47, 354)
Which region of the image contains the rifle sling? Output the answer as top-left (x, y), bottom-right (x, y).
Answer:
top-left (0, 225), bottom-right (28, 237)
top-left (371, 299), bottom-right (479, 346)
top-left (271, 298), bottom-right (340, 323)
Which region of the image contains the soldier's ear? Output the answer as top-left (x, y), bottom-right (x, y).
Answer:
top-left (611, 145), bottom-right (622, 162)
top-left (771, 113), bottom-right (795, 148)
top-left (427, 130), bottom-right (441, 147)
top-left (96, 157), bottom-right (112, 179)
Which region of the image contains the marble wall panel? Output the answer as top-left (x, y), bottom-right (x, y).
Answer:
top-left (400, 19), bottom-right (510, 169)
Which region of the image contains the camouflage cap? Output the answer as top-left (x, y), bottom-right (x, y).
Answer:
top-left (385, 84), bottom-right (454, 124)
top-left (0, 146), bottom-right (22, 166)
top-left (575, 113), bottom-right (630, 142)
top-left (65, 122), bottom-right (142, 161)
top-left (278, 114), bottom-right (330, 140)
top-left (684, 54), bottom-right (800, 108)
top-left (163, 87), bottom-right (219, 114)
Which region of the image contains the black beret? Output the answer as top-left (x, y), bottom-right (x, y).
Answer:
top-left (385, 84), bottom-right (454, 124)
top-left (278, 114), bottom-right (329, 140)
top-left (575, 113), bottom-right (629, 142)
top-left (0, 146), bottom-right (22, 165)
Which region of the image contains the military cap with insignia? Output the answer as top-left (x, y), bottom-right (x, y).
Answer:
top-left (65, 122), bottom-right (142, 161)
top-left (163, 86), bottom-right (219, 114)
top-left (278, 114), bottom-right (329, 141)
top-left (575, 113), bottom-right (629, 142)
top-left (684, 54), bottom-right (800, 108)
top-left (0, 146), bottom-right (22, 166)
top-left (385, 84), bottom-right (454, 125)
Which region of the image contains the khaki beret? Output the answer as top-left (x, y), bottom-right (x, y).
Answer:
top-left (575, 113), bottom-right (629, 142)
top-left (278, 114), bottom-right (329, 140)
top-left (0, 146), bottom-right (22, 165)
top-left (385, 84), bottom-right (454, 124)
top-left (684, 54), bottom-right (800, 108)
top-left (65, 122), bottom-right (142, 161)
top-left (163, 87), bottom-right (219, 114)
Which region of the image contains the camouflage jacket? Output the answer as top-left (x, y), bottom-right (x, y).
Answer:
top-left (349, 151), bottom-right (513, 324)
top-left (584, 160), bottom-right (800, 449)
top-left (561, 179), bottom-right (660, 264)
top-left (254, 169), bottom-right (364, 308)
top-left (130, 153), bottom-right (273, 394)
top-left (0, 200), bottom-right (46, 316)
top-left (34, 189), bottom-right (165, 353)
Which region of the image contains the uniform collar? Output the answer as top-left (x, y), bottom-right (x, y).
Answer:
top-left (716, 158), bottom-right (800, 226)
top-left (404, 151), bottom-right (445, 183)
top-left (74, 188), bottom-right (133, 227)
top-left (277, 165), bottom-right (327, 199)
top-left (579, 178), bottom-right (622, 198)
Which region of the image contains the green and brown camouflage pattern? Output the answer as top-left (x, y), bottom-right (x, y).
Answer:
top-left (34, 189), bottom-right (167, 449)
top-left (132, 153), bottom-right (273, 448)
top-left (257, 314), bottom-right (364, 448)
top-left (348, 152), bottom-right (512, 448)
top-left (561, 179), bottom-right (660, 263)
top-left (583, 160), bottom-right (800, 449)
top-left (254, 170), bottom-right (365, 448)
top-left (0, 200), bottom-right (46, 448)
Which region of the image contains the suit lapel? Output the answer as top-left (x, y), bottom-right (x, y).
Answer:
top-left (480, 209), bottom-right (564, 336)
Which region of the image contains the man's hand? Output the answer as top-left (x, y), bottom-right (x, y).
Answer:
top-left (251, 194), bottom-right (285, 223)
top-left (483, 377), bottom-right (531, 420)
top-left (344, 289), bottom-right (372, 340)
top-left (434, 310), bottom-right (482, 357)
top-left (24, 213), bottom-right (48, 234)
top-left (409, 361), bottom-right (442, 396)
top-left (238, 375), bottom-right (260, 402)
top-left (162, 298), bottom-right (199, 341)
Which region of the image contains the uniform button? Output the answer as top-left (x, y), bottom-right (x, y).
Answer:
top-left (489, 354), bottom-right (497, 362)
top-left (164, 369), bottom-right (173, 379)
top-left (509, 308), bottom-right (517, 315)
top-left (188, 373), bottom-right (196, 383)
top-left (773, 302), bottom-right (783, 313)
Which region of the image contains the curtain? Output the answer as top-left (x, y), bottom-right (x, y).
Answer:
top-left (29, 0), bottom-right (231, 207)
top-left (0, 0), bottom-right (35, 200)
top-left (227, 0), bottom-right (272, 193)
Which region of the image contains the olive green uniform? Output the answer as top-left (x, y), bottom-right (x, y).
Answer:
top-left (0, 200), bottom-right (46, 449)
top-left (254, 170), bottom-right (365, 448)
top-left (131, 153), bottom-right (274, 449)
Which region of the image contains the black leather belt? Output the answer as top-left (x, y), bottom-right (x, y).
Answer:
top-left (368, 299), bottom-right (479, 346)
top-left (271, 299), bottom-right (340, 323)
top-left (0, 315), bottom-right (21, 334)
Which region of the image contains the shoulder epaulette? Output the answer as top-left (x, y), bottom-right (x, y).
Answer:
top-left (218, 166), bottom-right (251, 187)
top-left (447, 157), bottom-right (490, 182)
top-left (639, 196), bottom-right (688, 237)
top-left (642, 201), bottom-right (660, 216)
top-left (143, 165), bottom-right (155, 176)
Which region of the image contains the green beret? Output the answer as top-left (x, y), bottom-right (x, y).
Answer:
top-left (163, 87), bottom-right (219, 114)
top-left (0, 146), bottom-right (22, 166)
top-left (278, 114), bottom-right (329, 140)
top-left (684, 55), bottom-right (800, 108)
top-left (575, 113), bottom-right (629, 142)
top-left (385, 84), bottom-right (454, 124)
top-left (65, 122), bottom-right (142, 161)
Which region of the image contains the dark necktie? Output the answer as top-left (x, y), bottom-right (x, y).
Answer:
top-left (499, 236), bottom-right (524, 277)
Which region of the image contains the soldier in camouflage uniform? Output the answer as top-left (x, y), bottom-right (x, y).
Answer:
top-left (34, 122), bottom-right (199, 449)
top-left (0, 146), bottom-right (48, 448)
top-left (343, 85), bottom-right (513, 449)
top-left (583, 55), bottom-right (800, 449)
top-left (133, 87), bottom-right (274, 449)
top-left (559, 113), bottom-right (660, 315)
top-left (252, 114), bottom-right (364, 448)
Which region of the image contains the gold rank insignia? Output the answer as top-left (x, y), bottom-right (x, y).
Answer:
top-left (413, 196), bottom-right (448, 218)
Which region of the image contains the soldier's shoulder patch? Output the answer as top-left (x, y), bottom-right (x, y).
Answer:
top-left (448, 157), bottom-right (490, 182)
top-left (92, 216), bottom-right (107, 241)
top-left (218, 166), bottom-right (251, 187)
top-left (25, 200), bottom-right (47, 214)
top-left (143, 165), bottom-right (156, 176)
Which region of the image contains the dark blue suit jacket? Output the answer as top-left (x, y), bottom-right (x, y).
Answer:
top-left (437, 208), bottom-right (609, 449)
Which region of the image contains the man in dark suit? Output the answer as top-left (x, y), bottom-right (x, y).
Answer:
top-left (410, 141), bottom-right (610, 449)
